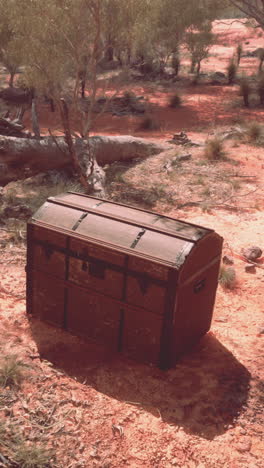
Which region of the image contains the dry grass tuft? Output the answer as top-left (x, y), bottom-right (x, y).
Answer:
top-left (204, 137), bottom-right (225, 161)
top-left (0, 355), bottom-right (28, 388)
top-left (219, 266), bottom-right (237, 290)
top-left (246, 122), bottom-right (263, 143)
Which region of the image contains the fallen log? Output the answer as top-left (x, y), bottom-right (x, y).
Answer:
top-left (0, 135), bottom-right (169, 186)
top-left (0, 117), bottom-right (30, 138)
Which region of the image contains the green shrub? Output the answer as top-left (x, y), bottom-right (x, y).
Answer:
top-left (169, 93), bottom-right (182, 108)
top-left (204, 137), bottom-right (225, 161)
top-left (227, 60), bottom-right (237, 84)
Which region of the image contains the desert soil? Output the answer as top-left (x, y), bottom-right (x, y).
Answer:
top-left (0, 20), bottom-right (263, 468)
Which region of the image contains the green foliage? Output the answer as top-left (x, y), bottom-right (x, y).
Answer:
top-left (0, 355), bottom-right (28, 388)
top-left (185, 23), bottom-right (215, 75)
top-left (227, 59), bottom-right (237, 84)
top-left (204, 137), bottom-right (225, 160)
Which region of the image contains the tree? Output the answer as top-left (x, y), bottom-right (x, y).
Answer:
top-left (0, 1), bottom-right (22, 86)
top-left (185, 24), bottom-right (215, 75)
top-left (229, 1), bottom-right (264, 29)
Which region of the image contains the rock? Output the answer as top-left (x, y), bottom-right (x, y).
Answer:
top-left (245, 264), bottom-right (256, 273)
top-left (177, 153), bottom-right (192, 162)
top-left (3, 204), bottom-right (33, 220)
top-left (257, 327), bottom-right (264, 336)
top-left (241, 246), bottom-right (262, 262)
top-left (236, 436), bottom-right (252, 453)
top-left (163, 154), bottom-right (192, 172)
top-left (223, 255), bottom-right (234, 265)
top-left (219, 126), bottom-right (244, 141)
top-left (167, 132), bottom-right (201, 147)
top-left (212, 71), bottom-right (226, 79)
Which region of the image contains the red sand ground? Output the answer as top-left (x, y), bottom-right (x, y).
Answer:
top-left (0, 20), bottom-right (263, 468)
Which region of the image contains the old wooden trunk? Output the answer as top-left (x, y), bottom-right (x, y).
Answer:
top-left (26, 192), bottom-right (223, 368)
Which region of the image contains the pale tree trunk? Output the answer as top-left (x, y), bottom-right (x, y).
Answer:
top-left (0, 134), bottom-right (168, 187)
top-left (31, 99), bottom-right (40, 139)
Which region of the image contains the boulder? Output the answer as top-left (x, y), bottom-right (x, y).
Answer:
top-left (241, 246), bottom-right (262, 262)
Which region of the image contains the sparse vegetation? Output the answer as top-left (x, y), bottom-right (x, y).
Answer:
top-left (239, 77), bottom-right (251, 107)
top-left (171, 54), bottom-right (180, 75)
top-left (0, 355), bottom-right (28, 388)
top-left (257, 73), bottom-right (264, 105)
top-left (138, 114), bottom-right (161, 131)
top-left (219, 265), bottom-right (237, 290)
top-left (14, 442), bottom-right (54, 468)
top-left (169, 93), bottom-right (182, 108)
top-left (236, 43), bottom-right (243, 67)
top-left (246, 122), bottom-right (263, 143)
top-left (204, 137), bottom-right (225, 160)
top-left (0, 420), bottom-right (54, 468)
top-left (227, 59), bottom-right (237, 84)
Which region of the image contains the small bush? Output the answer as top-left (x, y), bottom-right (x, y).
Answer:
top-left (122, 91), bottom-right (136, 105)
top-left (0, 355), bottom-right (28, 388)
top-left (169, 93), bottom-right (182, 108)
top-left (239, 78), bottom-right (251, 107)
top-left (138, 114), bottom-right (161, 131)
top-left (14, 443), bottom-right (54, 468)
top-left (219, 266), bottom-right (236, 290)
top-left (227, 60), bottom-right (237, 84)
top-left (246, 122), bottom-right (263, 143)
top-left (204, 137), bottom-right (225, 161)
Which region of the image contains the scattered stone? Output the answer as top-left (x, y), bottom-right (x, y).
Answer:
top-left (210, 71), bottom-right (226, 85)
top-left (219, 126), bottom-right (244, 141)
top-left (241, 246), bottom-right (262, 262)
top-left (167, 131), bottom-right (202, 147)
top-left (163, 154), bottom-right (192, 172)
top-left (245, 264), bottom-right (256, 273)
top-left (177, 153), bottom-right (192, 162)
top-left (212, 71), bottom-right (226, 79)
top-left (223, 255), bottom-right (234, 265)
top-left (257, 327), bottom-right (264, 336)
top-left (235, 436), bottom-right (252, 453)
